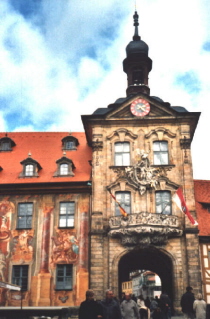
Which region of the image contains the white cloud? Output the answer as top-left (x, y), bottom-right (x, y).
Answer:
top-left (0, 0), bottom-right (209, 179)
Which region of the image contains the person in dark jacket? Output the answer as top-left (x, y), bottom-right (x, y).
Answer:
top-left (159, 292), bottom-right (171, 319)
top-left (181, 286), bottom-right (195, 319)
top-left (100, 289), bottom-right (122, 319)
top-left (79, 289), bottom-right (103, 319)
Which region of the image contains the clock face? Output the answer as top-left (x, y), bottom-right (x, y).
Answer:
top-left (130, 98), bottom-right (150, 117)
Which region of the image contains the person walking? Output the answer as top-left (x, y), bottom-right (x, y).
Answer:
top-left (79, 290), bottom-right (103, 319)
top-left (159, 292), bottom-right (171, 319)
top-left (121, 293), bottom-right (140, 319)
top-left (145, 297), bottom-right (151, 309)
top-left (100, 289), bottom-right (122, 319)
top-left (150, 297), bottom-right (158, 318)
top-left (181, 286), bottom-right (195, 319)
top-left (193, 293), bottom-right (206, 319)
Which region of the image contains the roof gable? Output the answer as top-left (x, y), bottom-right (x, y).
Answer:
top-left (106, 94), bottom-right (178, 119)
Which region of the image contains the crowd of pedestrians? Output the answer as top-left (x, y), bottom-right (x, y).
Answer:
top-left (79, 286), bottom-right (207, 319)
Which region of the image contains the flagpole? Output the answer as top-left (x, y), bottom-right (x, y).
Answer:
top-left (21, 287), bottom-right (23, 310)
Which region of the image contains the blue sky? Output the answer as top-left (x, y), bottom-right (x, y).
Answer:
top-left (0, 0), bottom-right (210, 180)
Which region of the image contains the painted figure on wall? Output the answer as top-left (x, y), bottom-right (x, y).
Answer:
top-left (0, 201), bottom-right (14, 241)
top-left (51, 228), bottom-right (79, 265)
top-left (0, 249), bottom-right (6, 282)
top-left (12, 230), bottom-right (34, 261)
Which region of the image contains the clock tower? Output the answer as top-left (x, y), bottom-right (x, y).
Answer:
top-left (82, 11), bottom-right (201, 312)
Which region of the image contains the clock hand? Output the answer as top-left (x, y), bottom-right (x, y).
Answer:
top-left (137, 105), bottom-right (145, 111)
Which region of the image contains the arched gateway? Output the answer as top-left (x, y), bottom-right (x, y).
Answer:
top-left (116, 247), bottom-right (176, 302)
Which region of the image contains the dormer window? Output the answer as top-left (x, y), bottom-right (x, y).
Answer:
top-left (62, 136), bottom-right (79, 151)
top-left (0, 136), bottom-right (16, 152)
top-left (54, 156), bottom-right (75, 177)
top-left (20, 156), bottom-right (42, 178)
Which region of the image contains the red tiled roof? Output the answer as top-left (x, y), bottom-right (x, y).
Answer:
top-left (0, 132), bottom-right (92, 184)
top-left (194, 180), bottom-right (210, 236)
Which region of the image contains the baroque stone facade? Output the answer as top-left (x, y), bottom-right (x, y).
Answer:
top-left (82, 11), bottom-right (202, 312)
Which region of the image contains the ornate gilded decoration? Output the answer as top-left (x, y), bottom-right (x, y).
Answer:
top-left (51, 229), bottom-right (79, 266)
top-left (108, 212), bottom-right (182, 246)
top-left (109, 149), bottom-right (175, 195)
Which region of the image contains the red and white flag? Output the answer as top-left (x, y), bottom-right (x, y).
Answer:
top-left (108, 190), bottom-right (128, 217)
top-left (172, 188), bottom-right (198, 226)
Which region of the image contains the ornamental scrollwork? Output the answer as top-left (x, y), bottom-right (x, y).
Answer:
top-left (92, 139), bottom-right (103, 152)
top-left (108, 211), bottom-right (182, 246)
top-left (124, 149), bottom-right (166, 195)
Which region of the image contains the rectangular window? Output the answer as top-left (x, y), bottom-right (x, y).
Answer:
top-left (25, 164), bottom-right (34, 176)
top-left (115, 192), bottom-right (131, 216)
top-left (115, 142), bottom-right (130, 166)
top-left (17, 203), bottom-right (33, 229)
top-left (59, 202), bottom-right (75, 227)
top-left (156, 191), bottom-right (171, 215)
top-left (56, 264), bottom-right (73, 290)
top-left (12, 265), bottom-right (28, 291)
top-left (153, 141), bottom-right (169, 165)
top-left (1, 142), bottom-right (10, 151)
top-left (65, 141), bottom-right (75, 150)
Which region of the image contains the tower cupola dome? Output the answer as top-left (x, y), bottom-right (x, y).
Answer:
top-left (123, 11), bottom-right (152, 96)
top-left (126, 12), bottom-right (149, 56)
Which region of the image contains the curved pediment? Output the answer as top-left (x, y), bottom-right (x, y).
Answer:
top-left (145, 127), bottom-right (176, 140)
top-left (107, 128), bottom-right (138, 141)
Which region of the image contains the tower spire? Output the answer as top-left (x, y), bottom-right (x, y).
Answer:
top-left (133, 11), bottom-right (140, 41)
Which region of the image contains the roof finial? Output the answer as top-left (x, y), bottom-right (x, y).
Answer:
top-left (133, 11), bottom-right (141, 41)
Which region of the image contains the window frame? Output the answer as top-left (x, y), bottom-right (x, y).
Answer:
top-left (17, 203), bottom-right (33, 229)
top-left (12, 265), bottom-right (29, 291)
top-left (24, 164), bottom-right (35, 176)
top-left (59, 202), bottom-right (75, 228)
top-left (155, 191), bottom-right (171, 215)
top-left (59, 163), bottom-right (69, 175)
top-left (114, 142), bottom-right (130, 166)
top-left (115, 191), bottom-right (131, 216)
top-left (56, 264), bottom-right (73, 290)
top-left (153, 141), bottom-right (169, 165)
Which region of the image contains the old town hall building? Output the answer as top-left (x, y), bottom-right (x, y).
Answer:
top-left (0, 11), bottom-right (210, 318)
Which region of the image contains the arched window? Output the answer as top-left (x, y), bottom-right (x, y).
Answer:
top-left (155, 191), bottom-right (171, 215)
top-left (153, 141), bottom-right (169, 165)
top-left (115, 191), bottom-right (131, 216)
top-left (115, 142), bottom-right (130, 166)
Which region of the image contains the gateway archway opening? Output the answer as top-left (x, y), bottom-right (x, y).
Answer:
top-left (118, 247), bottom-right (173, 302)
